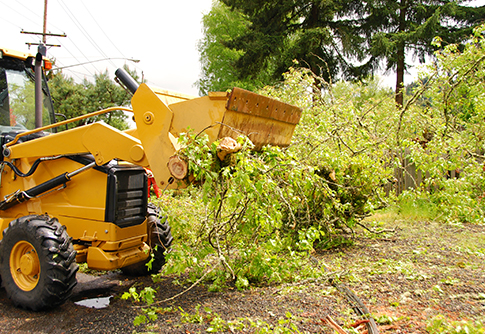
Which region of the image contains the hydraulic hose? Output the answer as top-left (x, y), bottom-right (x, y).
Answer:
top-left (0, 162), bottom-right (95, 211)
top-left (1, 155), bottom-right (64, 178)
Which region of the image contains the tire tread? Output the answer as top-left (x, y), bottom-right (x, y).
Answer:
top-left (0, 215), bottom-right (78, 311)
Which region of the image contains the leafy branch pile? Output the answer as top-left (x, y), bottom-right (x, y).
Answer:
top-left (160, 133), bottom-right (362, 290)
top-left (158, 75), bottom-right (392, 290)
top-left (154, 25), bottom-right (485, 292)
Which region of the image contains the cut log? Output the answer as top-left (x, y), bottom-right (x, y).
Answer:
top-left (168, 155), bottom-right (188, 179)
top-left (217, 137), bottom-right (242, 161)
top-left (321, 315), bottom-right (349, 334)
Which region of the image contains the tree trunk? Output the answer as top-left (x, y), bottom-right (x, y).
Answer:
top-left (395, 45), bottom-right (405, 106)
top-left (395, 0), bottom-right (407, 106)
top-left (311, 63), bottom-right (322, 103)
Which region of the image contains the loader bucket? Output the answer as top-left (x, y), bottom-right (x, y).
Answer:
top-left (165, 87), bottom-right (302, 150)
top-left (132, 84), bottom-right (302, 189)
top-left (218, 88), bottom-right (302, 150)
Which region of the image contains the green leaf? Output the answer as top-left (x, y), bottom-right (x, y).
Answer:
top-left (133, 315), bottom-right (147, 326)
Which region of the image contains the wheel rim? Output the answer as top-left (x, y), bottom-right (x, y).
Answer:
top-left (10, 241), bottom-right (40, 291)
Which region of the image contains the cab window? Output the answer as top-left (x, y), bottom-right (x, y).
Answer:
top-left (0, 57), bottom-right (55, 132)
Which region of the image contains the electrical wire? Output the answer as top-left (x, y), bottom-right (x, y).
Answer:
top-left (0, 2), bottom-right (48, 52)
top-left (65, 69), bottom-right (98, 80)
top-left (58, 0), bottom-right (116, 68)
top-left (12, 0), bottom-right (44, 24)
top-left (2, 1), bottom-right (139, 84)
top-left (0, 0), bottom-right (40, 28)
top-left (56, 1), bottom-right (102, 73)
top-left (80, 1), bottom-right (127, 60)
top-left (0, 14), bottom-right (23, 30)
top-left (12, 0), bottom-right (66, 35)
top-left (52, 36), bottom-right (92, 80)
top-left (53, 2), bottom-right (141, 85)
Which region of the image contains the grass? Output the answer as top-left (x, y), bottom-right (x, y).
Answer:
top-left (124, 202), bottom-right (485, 333)
top-left (317, 205), bottom-right (485, 332)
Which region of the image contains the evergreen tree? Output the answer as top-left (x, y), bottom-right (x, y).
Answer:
top-left (49, 65), bottom-right (137, 130)
top-left (196, 2), bottom-right (263, 94)
top-left (200, 0), bottom-right (484, 103)
top-left (219, 0), bottom-right (360, 88)
top-left (351, 0), bottom-right (485, 105)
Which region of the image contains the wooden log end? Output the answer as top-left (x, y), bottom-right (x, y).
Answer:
top-left (217, 137), bottom-right (242, 161)
top-left (168, 155), bottom-right (188, 179)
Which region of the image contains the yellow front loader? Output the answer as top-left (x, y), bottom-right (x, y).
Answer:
top-left (0, 47), bottom-right (301, 310)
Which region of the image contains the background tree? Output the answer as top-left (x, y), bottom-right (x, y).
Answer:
top-left (217, 0), bottom-right (364, 90)
top-left (197, 0), bottom-right (365, 93)
top-left (49, 73), bottom-right (87, 129)
top-left (196, 2), bottom-right (262, 94)
top-left (352, 0), bottom-right (485, 105)
top-left (81, 71), bottom-right (131, 129)
top-left (49, 65), bottom-right (138, 130)
top-left (199, 0), bottom-right (484, 102)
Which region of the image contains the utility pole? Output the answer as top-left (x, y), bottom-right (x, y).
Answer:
top-left (43, 0), bottom-right (48, 45)
top-left (21, 0), bottom-right (67, 51)
top-left (20, 0), bottom-right (66, 128)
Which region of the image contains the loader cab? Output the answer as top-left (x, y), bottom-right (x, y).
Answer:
top-left (0, 48), bottom-right (56, 134)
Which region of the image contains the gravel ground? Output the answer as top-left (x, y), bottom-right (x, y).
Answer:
top-left (1, 216), bottom-right (484, 333)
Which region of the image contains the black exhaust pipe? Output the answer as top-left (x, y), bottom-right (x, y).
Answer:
top-left (115, 68), bottom-right (139, 94)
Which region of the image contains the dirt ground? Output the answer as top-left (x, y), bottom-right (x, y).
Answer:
top-left (1, 215), bottom-right (484, 333)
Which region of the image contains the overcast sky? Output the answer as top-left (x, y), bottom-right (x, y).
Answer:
top-left (1, 0), bottom-right (213, 96)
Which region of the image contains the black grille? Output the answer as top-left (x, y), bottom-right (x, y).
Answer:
top-left (105, 166), bottom-right (148, 228)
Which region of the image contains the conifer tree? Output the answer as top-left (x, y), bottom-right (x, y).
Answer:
top-left (199, 0), bottom-right (484, 102)
top-left (351, 0), bottom-right (485, 105)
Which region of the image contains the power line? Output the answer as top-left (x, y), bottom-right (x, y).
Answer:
top-left (56, 1), bottom-right (101, 72)
top-left (80, 1), bottom-right (127, 60)
top-left (12, 0), bottom-right (43, 23)
top-left (21, 30), bottom-right (66, 48)
top-left (0, 14), bottom-right (23, 30)
top-left (58, 0), bottom-right (116, 68)
top-left (54, 57), bottom-right (139, 70)
top-left (9, 1), bottom-right (66, 58)
top-left (1, 0), bottom-right (139, 82)
top-left (52, 37), bottom-right (95, 78)
top-left (64, 69), bottom-right (95, 81)
top-left (12, 0), bottom-right (65, 33)
top-left (57, 68), bottom-right (85, 82)
top-left (52, 3), bottom-right (99, 73)
top-left (0, 1), bottom-right (40, 28)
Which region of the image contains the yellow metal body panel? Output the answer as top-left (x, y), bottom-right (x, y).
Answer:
top-left (169, 93), bottom-right (228, 142)
top-left (1, 47), bottom-right (53, 67)
top-left (0, 158), bottom-right (106, 230)
top-left (131, 83), bottom-right (177, 188)
top-left (151, 87), bottom-right (196, 105)
top-left (6, 122), bottom-right (149, 166)
top-left (129, 84), bottom-right (301, 188)
top-left (0, 47), bottom-right (34, 61)
top-left (0, 155), bottom-right (150, 270)
top-left (56, 217), bottom-right (147, 245)
top-left (86, 242), bottom-right (150, 271)
top-left (5, 107), bottom-right (133, 147)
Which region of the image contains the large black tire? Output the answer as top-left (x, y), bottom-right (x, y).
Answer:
top-left (121, 204), bottom-right (173, 276)
top-left (0, 215), bottom-right (78, 311)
